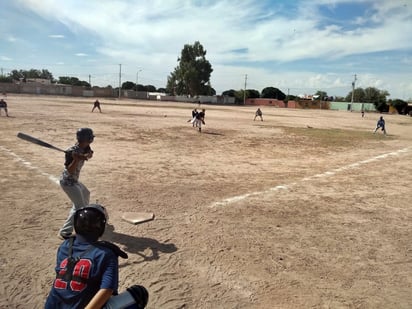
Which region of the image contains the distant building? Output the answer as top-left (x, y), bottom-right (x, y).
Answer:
top-left (26, 78), bottom-right (51, 85)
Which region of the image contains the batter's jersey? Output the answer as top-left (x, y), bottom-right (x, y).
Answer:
top-left (60, 144), bottom-right (92, 185)
top-left (45, 236), bottom-right (119, 309)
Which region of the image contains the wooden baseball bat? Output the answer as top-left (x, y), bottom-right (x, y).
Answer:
top-left (17, 132), bottom-right (67, 153)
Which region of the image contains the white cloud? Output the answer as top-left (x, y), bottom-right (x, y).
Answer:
top-left (12, 0), bottom-right (412, 99)
top-left (0, 56), bottom-right (12, 61)
top-left (48, 34), bottom-right (65, 39)
top-left (7, 36), bottom-right (17, 42)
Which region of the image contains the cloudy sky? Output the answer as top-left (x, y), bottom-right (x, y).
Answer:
top-left (1, 0), bottom-right (411, 99)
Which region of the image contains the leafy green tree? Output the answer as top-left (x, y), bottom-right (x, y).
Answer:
top-left (246, 89), bottom-right (260, 99)
top-left (261, 87), bottom-right (286, 100)
top-left (9, 69), bottom-right (54, 81)
top-left (345, 88), bottom-right (365, 102)
top-left (166, 41), bottom-right (213, 96)
top-left (27, 69), bottom-right (41, 78)
top-left (345, 87), bottom-right (389, 111)
top-left (315, 90), bottom-right (328, 100)
top-left (390, 99), bottom-right (407, 114)
top-left (157, 88), bottom-right (166, 93)
top-left (122, 81), bottom-right (136, 90)
top-left (145, 85), bottom-right (157, 92)
top-left (364, 87), bottom-right (388, 104)
top-left (334, 96), bottom-right (346, 102)
top-left (0, 75), bottom-right (13, 83)
top-left (136, 84), bottom-right (146, 91)
top-left (58, 76), bottom-right (90, 87)
top-left (234, 90), bottom-right (246, 104)
top-left (222, 89), bottom-right (236, 97)
top-left (10, 70), bottom-right (25, 80)
top-left (40, 69), bottom-right (54, 80)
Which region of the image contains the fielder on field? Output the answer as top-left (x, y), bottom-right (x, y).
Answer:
top-left (188, 108), bottom-right (198, 127)
top-left (373, 116), bottom-right (387, 135)
top-left (45, 204), bottom-right (149, 309)
top-left (0, 98), bottom-right (9, 117)
top-left (254, 108), bottom-right (263, 121)
top-left (58, 128), bottom-right (94, 239)
top-left (92, 99), bottom-right (102, 113)
top-left (194, 109), bottom-right (206, 132)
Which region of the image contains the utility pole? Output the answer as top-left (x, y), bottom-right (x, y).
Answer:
top-left (89, 74), bottom-right (91, 87)
top-left (136, 69), bottom-right (142, 93)
top-left (350, 74), bottom-right (357, 112)
top-left (118, 64), bottom-right (122, 99)
top-left (243, 74), bottom-right (247, 105)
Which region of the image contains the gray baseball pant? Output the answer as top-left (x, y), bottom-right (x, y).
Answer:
top-left (59, 181), bottom-right (90, 236)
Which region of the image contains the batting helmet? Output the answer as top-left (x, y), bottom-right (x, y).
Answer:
top-left (76, 128), bottom-right (94, 143)
top-left (74, 204), bottom-right (107, 240)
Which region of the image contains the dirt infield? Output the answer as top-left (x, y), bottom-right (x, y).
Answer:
top-left (1, 94), bottom-right (412, 308)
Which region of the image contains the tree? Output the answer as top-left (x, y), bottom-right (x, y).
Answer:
top-left (122, 81), bottom-right (136, 90)
top-left (364, 87), bottom-right (388, 104)
top-left (0, 75), bottom-right (13, 83)
top-left (145, 85), bottom-right (157, 92)
top-left (222, 89), bottom-right (236, 97)
top-left (58, 76), bottom-right (90, 87)
top-left (261, 87), bottom-right (286, 100)
top-left (345, 87), bottom-right (365, 102)
top-left (40, 69), bottom-right (54, 80)
top-left (9, 68), bottom-right (54, 81)
top-left (315, 90), bottom-right (328, 100)
top-left (10, 70), bottom-right (24, 80)
top-left (246, 89), bottom-right (260, 99)
top-left (390, 99), bottom-right (408, 114)
top-left (136, 84), bottom-right (146, 91)
top-left (157, 88), bottom-right (166, 93)
top-left (166, 41), bottom-right (213, 96)
top-left (345, 87), bottom-right (389, 112)
top-left (233, 90), bottom-right (246, 104)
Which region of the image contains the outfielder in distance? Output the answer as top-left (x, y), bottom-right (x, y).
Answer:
top-left (92, 99), bottom-right (102, 113)
top-left (373, 116), bottom-right (387, 135)
top-left (58, 128), bottom-right (95, 239)
top-left (254, 108), bottom-right (263, 121)
top-left (0, 98), bottom-right (9, 117)
top-left (194, 108), bottom-right (206, 132)
top-left (45, 204), bottom-right (149, 309)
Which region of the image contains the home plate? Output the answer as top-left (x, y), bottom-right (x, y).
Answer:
top-left (121, 212), bottom-right (155, 225)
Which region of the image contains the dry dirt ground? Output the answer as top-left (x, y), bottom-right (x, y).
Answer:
top-left (1, 94), bottom-right (412, 309)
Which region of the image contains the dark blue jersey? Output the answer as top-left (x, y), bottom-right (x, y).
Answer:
top-left (45, 236), bottom-right (119, 309)
top-left (377, 119), bottom-right (385, 128)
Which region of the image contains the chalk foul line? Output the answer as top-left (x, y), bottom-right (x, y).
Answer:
top-left (0, 146), bottom-right (60, 185)
top-left (211, 146), bottom-right (412, 208)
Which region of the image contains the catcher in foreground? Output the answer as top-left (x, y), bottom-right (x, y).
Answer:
top-left (45, 204), bottom-right (149, 309)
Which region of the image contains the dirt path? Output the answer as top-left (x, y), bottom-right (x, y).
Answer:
top-left (1, 95), bottom-right (411, 308)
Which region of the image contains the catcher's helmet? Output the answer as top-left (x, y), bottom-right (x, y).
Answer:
top-left (76, 128), bottom-right (94, 142)
top-left (74, 204), bottom-right (107, 240)
top-left (127, 285), bottom-right (149, 308)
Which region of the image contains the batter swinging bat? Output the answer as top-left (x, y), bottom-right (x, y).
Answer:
top-left (17, 132), bottom-right (67, 153)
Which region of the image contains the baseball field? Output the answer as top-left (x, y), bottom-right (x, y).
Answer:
top-left (1, 94), bottom-right (411, 308)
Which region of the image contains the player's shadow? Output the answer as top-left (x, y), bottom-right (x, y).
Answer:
top-left (103, 224), bottom-right (177, 263)
top-left (203, 131), bottom-right (224, 136)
